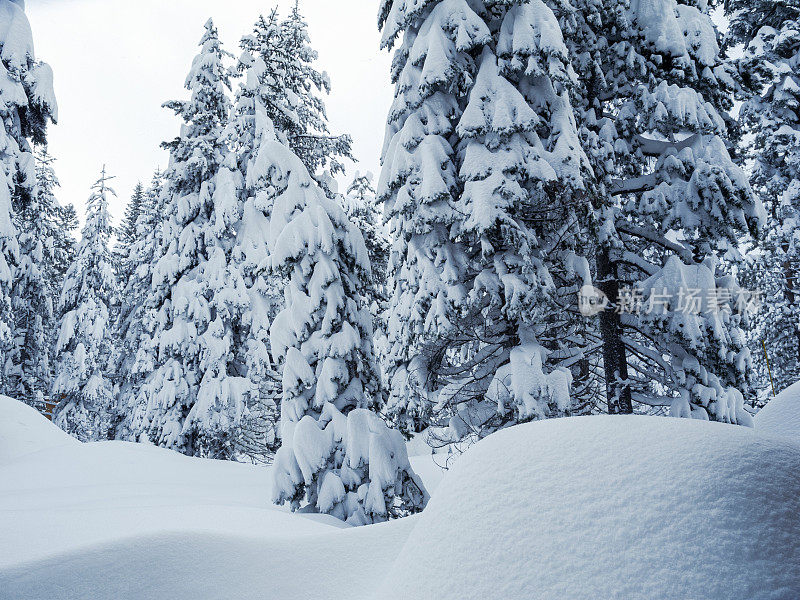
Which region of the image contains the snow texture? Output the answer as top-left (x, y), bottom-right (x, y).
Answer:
top-left (2, 398), bottom-right (797, 599)
top-left (380, 415), bottom-right (800, 600)
top-left (0, 395), bottom-right (76, 462)
top-left (756, 382), bottom-right (800, 440)
top-left (0, 397), bottom-right (440, 599)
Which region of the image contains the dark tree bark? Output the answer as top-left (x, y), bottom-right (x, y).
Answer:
top-left (596, 248), bottom-right (633, 414)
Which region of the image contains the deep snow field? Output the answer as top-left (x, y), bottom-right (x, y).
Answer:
top-left (1, 391), bottom-right (799, 600)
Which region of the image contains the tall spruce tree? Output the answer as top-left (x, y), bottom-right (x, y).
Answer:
top-left (135, 20), bottom-right (250, 458)
top-left (235, 5), bottom-right (353, 184)
top-left (377, 0), bottom-right (593, 443)
top-left (52, 168), bottom-right (117, 441)
top-left (0, 0), bottom-right (57, 396)
top-left (731, 1), bottom-right (800, 397)
top-left (565, 0), bottom-right (764, 421)
top-left (224, 18), bottom-right (294, 462)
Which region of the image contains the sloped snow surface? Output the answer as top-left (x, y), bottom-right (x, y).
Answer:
top-left (2, 400), bottom-right (797, 599)
top-left (379, 415), bottom-right (800, 600)
top-left (756, 382), bottom-right (800, 440)
top-left (0, 396), bottom-right (77, 462)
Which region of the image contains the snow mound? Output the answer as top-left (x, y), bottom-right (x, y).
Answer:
top-left (381, 415), bottom-right (800, 600)
top-left (0, 396), bottom-right (76, 462)
top-left (756, 382), bottom-right (800, 440)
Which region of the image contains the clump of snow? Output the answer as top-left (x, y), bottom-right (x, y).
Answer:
top-left (756, 382), bottom-right (800, 440)
top-left (0, 396), bottom-right (76, 462)
top-left (380, 415), bottom-right (800, 600)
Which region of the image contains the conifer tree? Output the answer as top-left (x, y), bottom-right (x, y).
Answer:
top-left (566, 0), bottom-right (764, 421)
top-left (278, 1), bottom-right (353, 177)
top-left (263, 114), bottom-right (427, 523)
top-left (731, 1), bottom-right (800, 396)
top-left (112, 170), bottom-right (166, 438)
top-left (377, 0), bottom-right (593, 442)
top-left (52, 201), bottom-right (78, 287)
top-left (0, 0), bottom-right (56, 396)
top-left (114, 182), bottom-right (145, 281)
top-left (52, 168), bottom-right (117, 440)
top-left (8, 149), bottom-right (61, 404)
top-left (344, 172), bottom-right (389, 299)
top-left (226, 20), bottom-right (293, 461)
top-left (135, 20), bottom-right (249, 457)
top-left (235, 5), bottom-right (352, 183)
top-left (342, 172), bottom-right (393, 406)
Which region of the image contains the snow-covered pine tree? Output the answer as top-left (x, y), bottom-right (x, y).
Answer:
top-left (278, 1), bottom-right (353, 178)
top-left (114, 182), bottom-right (144, 281)
top-left (52, 168), bottom-right (117, 441)
top-left (262, 113), bottom-right (427, 523)
top-left (8, 148), bottom-right (61, 405)
top-left (344, 172), bottom-right (389, 300)
top-left (225, 16), bottom-right (292, 463)
top-left (377, 0), bottom-right (488, 436)
top-left (343, 172), bottom-right (392, 407)
top-left (566, 0), bottom-right (764, 421)
top-left (52, 201), bottom-right (78, 287)
top-left (111, 170), bottom-right (166, 439)
top-left (136, 20), bottom-right (250, 458)
top-left (0, 0), bottom-right (57, 396)
top-left (377, 0), bottom-right (594, 444)
top-left (730, 1), bottom-right (800, 397)
top-left (234, 5), bottom-right (352, 184)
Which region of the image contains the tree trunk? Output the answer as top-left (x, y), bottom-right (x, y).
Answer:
top-left (597, 248), bottom-right (633, 414)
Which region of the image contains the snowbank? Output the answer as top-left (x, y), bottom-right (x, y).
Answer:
top-left (380, 415), bottom-right (800, 600)
top-left (755, 381), bottom-right (800, 439)
top-left (0, 397), bottom-right (424, 600)
top-left (3, 399), bottom-right (798, 599)
top-left (0, 396), bottom-right (77, 462)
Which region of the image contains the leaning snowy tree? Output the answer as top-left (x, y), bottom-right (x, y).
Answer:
top-left (0, 0), bottom-right (57, 397)
top-left (377, 0), bottom-right (594, 445)
top-left (52, 169), bottom-right (117, 441)
top-left (136, 20), bottom-right (254, 458)
top-left (261, 112), bottom-right (428, 524)
top-left (730, 0), bottom-right (800, 397)
top-left (565, 0), bottom-right (765, 421)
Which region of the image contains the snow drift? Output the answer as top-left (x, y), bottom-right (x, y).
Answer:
top-left (3, 399), bottom-right (798, 599)
top-left (380, 415), bottom-right (800, 600)
top-left (0, 395), bottom-right (77, 462)
top-left (756, 382), bottom-right (800, 440)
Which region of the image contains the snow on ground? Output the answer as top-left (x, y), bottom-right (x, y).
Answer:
top-left (379, 415), bottom-right (800, 600)
top-left (755, 381), bottom-right (800, 439)
top-left (0, 397), bottom-right (444, 600)
top-left (3, 400), bottom-right (799, 599)
top-left (0, 396), bottom-right (77, 462)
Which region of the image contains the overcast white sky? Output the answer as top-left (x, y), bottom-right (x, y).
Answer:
top-left (26, 0), bottom-right (393, 224)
